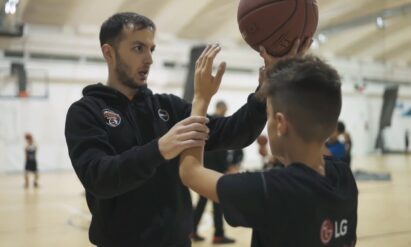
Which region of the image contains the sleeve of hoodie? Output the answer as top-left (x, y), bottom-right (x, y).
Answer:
top-left (64, 100), bottom-right (166, 199)
top-left (171, 91), bottom-right (267, 151)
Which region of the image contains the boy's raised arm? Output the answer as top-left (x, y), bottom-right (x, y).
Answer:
top-left (179, 44), bottom-right (226, 203)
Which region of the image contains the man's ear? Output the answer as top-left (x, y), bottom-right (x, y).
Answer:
top-left (275, 112), bottom-right (288, 137)
top-left (101, 44), bottom-right (115, 64)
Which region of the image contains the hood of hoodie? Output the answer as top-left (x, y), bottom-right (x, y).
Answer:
top-left (82, 83), bottom-right (152, 102)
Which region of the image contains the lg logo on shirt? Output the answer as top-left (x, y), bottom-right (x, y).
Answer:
top-left (320, 218), bottom-right (348, 245)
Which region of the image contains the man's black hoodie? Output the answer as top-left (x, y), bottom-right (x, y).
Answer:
top-left (65, 83), bottom-right (266, 247)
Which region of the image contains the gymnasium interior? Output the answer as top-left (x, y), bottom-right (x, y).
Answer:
top-left (0, 0), bottom-right (410, 246)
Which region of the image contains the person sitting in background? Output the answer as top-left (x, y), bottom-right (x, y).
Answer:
top-left (24, 133), bottom-right (39, 188)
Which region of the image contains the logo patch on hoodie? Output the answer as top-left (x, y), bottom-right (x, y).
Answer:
top-left (102, 108), bottom-right (122, 127)
top-left (158, 109), bottom-right (170, 122)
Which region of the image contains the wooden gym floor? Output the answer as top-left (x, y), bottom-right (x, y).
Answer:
top-left (0, 154), bottom-right (410, 247)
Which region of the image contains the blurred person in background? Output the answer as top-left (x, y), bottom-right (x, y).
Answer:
top-left (227, 149), bottom-right (244, 174)
top-left (337, 121), bottom-right (353, 167)
top-left (326, 126), bottom-right (346, 162)
top-left (24, 133), bottom-right (39, 188)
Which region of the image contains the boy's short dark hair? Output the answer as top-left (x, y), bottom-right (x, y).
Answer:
top-left (259, 55), bottom-right (342, 142)
top-left (99, 12), bottom-right (156, 48)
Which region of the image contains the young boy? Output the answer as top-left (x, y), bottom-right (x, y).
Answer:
top-left (180, 45), bottom-right (358, 246)
top-left (24, 133), bottom-right (39, 188)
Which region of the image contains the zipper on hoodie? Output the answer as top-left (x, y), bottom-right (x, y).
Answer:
top-left (125, 103), bottom-right (144, 145)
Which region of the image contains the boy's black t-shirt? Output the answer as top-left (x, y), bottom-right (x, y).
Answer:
top-left (217, 157), bottom-right (358, 247)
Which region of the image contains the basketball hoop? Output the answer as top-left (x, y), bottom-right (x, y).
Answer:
top-left (18, 91), bottom-right (29, 98)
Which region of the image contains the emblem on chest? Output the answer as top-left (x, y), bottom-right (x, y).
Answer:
top-left (102, 108), bottom-right (122, 127)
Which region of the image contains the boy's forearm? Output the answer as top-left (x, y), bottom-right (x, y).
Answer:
top-left (179, 155), bottom-right (222, 202)
top-left (179, 96), bottom-right (222, 202)
top-left (191, 97), bottom-right (210, 116)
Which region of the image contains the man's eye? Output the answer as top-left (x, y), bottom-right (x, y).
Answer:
top-left (134, 46), bottom-right (143, 52)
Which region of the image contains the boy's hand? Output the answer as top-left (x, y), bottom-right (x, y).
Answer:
top-left (259, 38), bottom-right (313, 72)
top-left (258, 66), bottom-right (267, 88)
top-left (194, 44), bottom-right (226, 103)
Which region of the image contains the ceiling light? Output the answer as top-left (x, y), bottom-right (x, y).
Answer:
top-left (376, 16), bottom-right (385, 29)
top-left (318, 33), bottom-right (327, 44)
top-left (4, 0), bottom-right (19, 15)
top-left (311, 38), bottom-right (320, 49)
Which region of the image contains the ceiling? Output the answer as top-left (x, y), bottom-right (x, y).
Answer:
top-left (4, 0), bottom-right (411, 65)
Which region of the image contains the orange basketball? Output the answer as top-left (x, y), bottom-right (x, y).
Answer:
top-left (238, 0), bottom-right (319, 56)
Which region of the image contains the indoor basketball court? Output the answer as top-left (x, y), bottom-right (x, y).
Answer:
top-left (0, 0), bottom-right (411, 247)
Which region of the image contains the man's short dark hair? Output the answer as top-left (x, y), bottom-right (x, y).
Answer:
top-left (99, 12), bottom-right (156, 48)
top-left (260, 55), bottom-right (342, 142)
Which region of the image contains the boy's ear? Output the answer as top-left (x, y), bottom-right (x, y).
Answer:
top-left (275, 113), bottom-right (288, 137)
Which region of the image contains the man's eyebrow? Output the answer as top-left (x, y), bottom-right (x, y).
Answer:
top-left (131, 40), bottom-right (145, 46)
top-left (131, 40), bottom-right (156, 50)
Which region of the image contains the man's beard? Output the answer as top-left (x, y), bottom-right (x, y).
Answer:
top-left (115, 52), bottom-right (142, 89)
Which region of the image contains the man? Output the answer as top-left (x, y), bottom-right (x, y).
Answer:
top-left (191, 101), bottom-right (235, 244)
top-left (180, 44), bottom-right (358, 246)
top-left (64, 12), bottom-right (266, 246)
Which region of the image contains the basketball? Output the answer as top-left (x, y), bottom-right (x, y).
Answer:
top-left (238, 0), bottom-right (319, 56)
